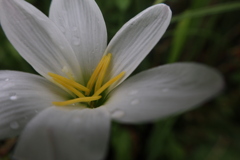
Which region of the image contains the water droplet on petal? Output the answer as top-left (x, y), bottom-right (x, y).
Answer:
top-left (62, 66), bottom-right (70, 75)
top-left (111, 110), bottom-right (125, 118)
top-left (72, 26), bottom-right (78, 31)
top-left (59, 26), bottom-right (65, 33)
top-left (71, 103), bottom-right (77, 107)
top-left (78, 135), bottom-right (85, 143)
top-left (162, 88), bottom-right (169, 92)
top-left (131, 99), bottom-right (139, 105)
top-left (128, 90), bottom-right (138, 95)
top-left (73, 117), bottom-right (81, 123)
top-left (37, 17), bottom-right (46, 21)
top-left (10, 122), bottom-right (19, 129)
top-left (58, 16), bottom-right (66, 33)
top-left (73, 36), bottom-right (80, 45)
top-left (9, 93), bottom-right (18, 101)
top-left (59, 46), bottom-right (64, 50)
top-left (5, 78), bottom-right (9, 81)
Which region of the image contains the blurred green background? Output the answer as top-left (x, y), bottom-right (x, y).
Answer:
top-left (0, 0), bottom-right (240, 159)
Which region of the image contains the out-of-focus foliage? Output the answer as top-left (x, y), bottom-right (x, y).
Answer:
top-left (1, 0), bottom-right (240, 159)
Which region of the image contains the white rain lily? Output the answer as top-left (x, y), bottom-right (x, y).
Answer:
top-left (0, 0), bottom-right (223, 160)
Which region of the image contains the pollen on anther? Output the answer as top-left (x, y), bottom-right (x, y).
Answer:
top-left (49, 53), bottom-right (125, 107)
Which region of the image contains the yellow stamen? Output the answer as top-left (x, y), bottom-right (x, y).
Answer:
top-left (48, 73), bottom-right (90, 92)
top-left (94, 53), bottom-right (112, 92)
top-left (52, 96), bottom-right (101, 106)
top-left (49, 53), bottom-right (125, 107)
top-left (94, 72), bottom-right (125, 96)
top-left (53, 78), bottom-right (85, 98)
top-left (85, 55), bottom-right (106, 95)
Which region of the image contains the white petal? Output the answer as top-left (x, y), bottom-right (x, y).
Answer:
top-left (0, 71), bottom-right (67, 139)
top-left (105, 63), bottom-right (224, 123)
top-left (49, 0), bottom-right (107, 80)
top-left (105, 4), bottom-right (171, 90)
top-left (0, 0), bottom-right (82, 82)
top-left (14, 106), bottom-right (110, 160)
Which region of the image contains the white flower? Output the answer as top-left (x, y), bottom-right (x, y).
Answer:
top-left (0, 0), bottom-right (223, 160)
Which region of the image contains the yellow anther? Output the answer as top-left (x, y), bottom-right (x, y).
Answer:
top-left (48, 73), bottom-right (89, 92)
top-left (94, 72), bottom-right (125, 96)
top-left (94, 53), bottom-right (112, 92)
top-left (52, 96), bottom-right (101, 106)
top-left (53, 78), bottom-right (85, 98)
top-left (85, 55), bottom-right (106, 95)
top-left (50, 53), bottom-right (125, 107)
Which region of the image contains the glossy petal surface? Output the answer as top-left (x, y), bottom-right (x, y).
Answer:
top-left (0, 71), bottom-right (67, 139)
top-left (106, 63), bottom-right (224, 123)
top-left (14, 106), bottom-right (110, 160)
top-left (50, 0), bottom-right (107, 81)
top-left (105, 4), bottom-right (171, 90)
top-left (0, 0), bottom-right (82, 81)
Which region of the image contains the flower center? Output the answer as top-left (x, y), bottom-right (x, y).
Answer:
top-left (48, 53), bottom-right (125, 107)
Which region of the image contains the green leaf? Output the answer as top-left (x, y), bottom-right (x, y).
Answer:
top-left (111, 124), bottom-right (133, 160)
top-left (146, 118), bottom-right (177, 160)
top-left (168, 15), bottom-right (191, 63)
top-left (115, 0), bottom-right (131, 11)
top-left (153, 0), bottom-right (166, 5)
top-left (172, 2), bottom-right (240, 22)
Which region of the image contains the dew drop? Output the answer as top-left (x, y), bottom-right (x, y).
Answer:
top-left (73, 117), bottom-right (81, 123)
top-left (162, 88), bottom-right (169, 92)
top-left (128, 90), bottom-right (138, 95)
top-left (71, 103), bottom-right (76, 106)
top-left (5, 78), bottom-right (9, 81)
top-left (111, 110), bottom-right (125, 118)
top-left (58, 16), bottom-right (66, 33)
top-left (59, 26), bottom-right (65, 33)
top-left (72, 26), bottom-right (78, 31)
top-left (78, 135), bottom-right (85, 143)
top-left (74, 42), bottom-right (80, 46)
top-left (9, 93), bottom-right (18, 101)
top-left (10, 122), bottom-right (19, 129)
top-left (131, 99), bottom-right (139, 105)
top-left (96, 19), bottom-right (100, 25)
top-left (73, 36), bottom-right (80, 45)
top-left (60, 46), bottom-right (65, 50)
top-left (62, 66), bottom-right (69, 74)
top-left (37, 17), bottom-right (46, 21)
